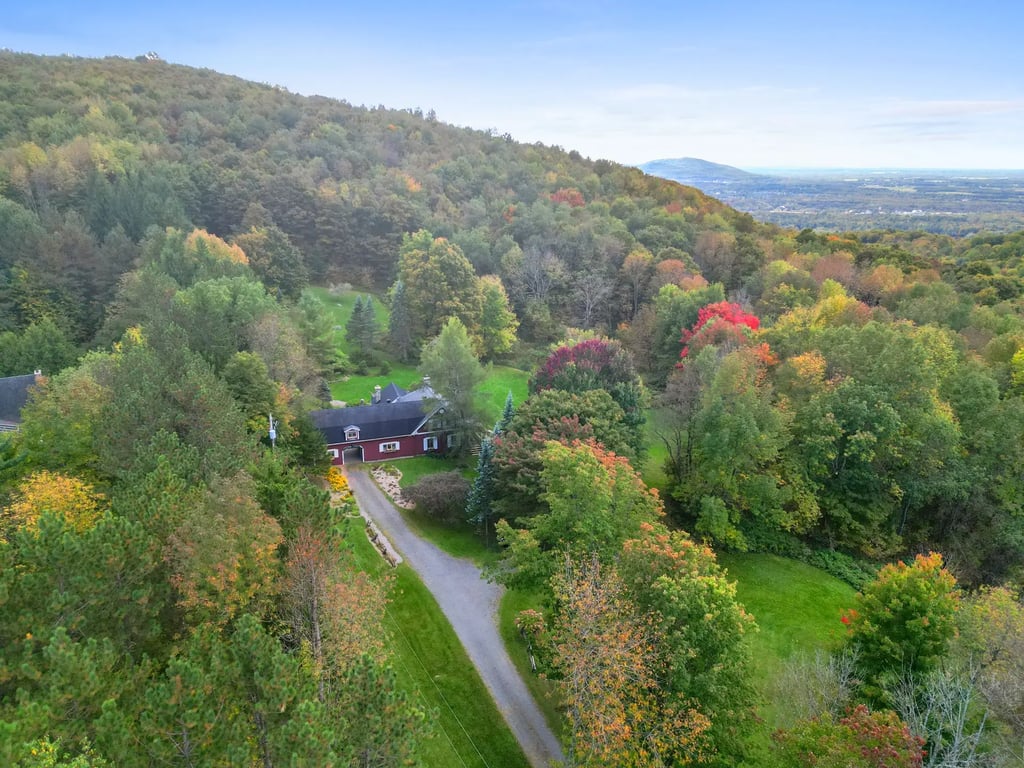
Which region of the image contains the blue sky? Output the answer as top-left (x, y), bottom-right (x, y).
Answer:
top-left (4, 1), bottom-right (1023, 169)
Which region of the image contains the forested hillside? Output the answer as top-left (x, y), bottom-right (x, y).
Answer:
top-left (0, 51), bottom-right (763, 347)
top-left (2, 51), bottom-right (1024, 766)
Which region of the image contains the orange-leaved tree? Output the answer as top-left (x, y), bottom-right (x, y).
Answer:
top-left (843, 552), bottom-right (959, 704)
top-left (552, 554), bottom-right (710, 767)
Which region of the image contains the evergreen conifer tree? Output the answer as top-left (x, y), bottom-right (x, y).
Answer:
top-left (495, 390), bottom-right (515, 435)
top-left (345, 295), bottom-right (365, 351)
top-left (466, 435), bottom-right (496, 526)
top-left (361, 297), bottom-right (379, 356)
top-left (387, 280), bottom-right (415, 363)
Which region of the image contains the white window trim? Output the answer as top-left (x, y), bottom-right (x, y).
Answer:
top-left (344, 427), bottom-right (360, 440)
top-left (327, 448), bottom-right (340, 459)
top-left (379, 441), bottom-right (400, 453)
top-left (424, 435), bottom-right (439, 451)
top-left (446, 433), bottom-right (457, 448)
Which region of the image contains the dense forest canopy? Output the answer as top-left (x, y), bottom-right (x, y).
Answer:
top-left (0, 51), bottom-right (761, 343)
top-left (2, 51), bottom-right (1024, 766)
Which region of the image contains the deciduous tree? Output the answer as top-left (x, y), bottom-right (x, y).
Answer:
top-left (4, 471), bottom-right (102, 538)
top-left (233, 223), bottom-right (308, 301)
top-left (552, 555), bottom-right (710, 767)
top-left (396, 229), bottom-right (482, 347)
top-left (532, 337), bottom-right (647, 454)
top-left (479, 275), bottom-right (518, 360)
top-left (843, 552), bottom-right (959, 705)
top-left (495, 441), bottom-right (661, 587)
top-left (419, 316), bottom-right (487, 456)
top-left (619, 524), bottom-right (757, 761)
top-left (774, 705), bottom-right (924, 768)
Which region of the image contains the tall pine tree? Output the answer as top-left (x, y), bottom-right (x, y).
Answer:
top-left (469, 391), bottom-right (513, 537)
top-left (467, 436), bottom-right (496, 527)
top-left (345, 295), bottom-right (365, 351)
top-left (345, 295), bottom-right (380, 365)
top-left (387, 280), bottom-right (414, 363)
top-left (361, 297), bottom-right (378, 357)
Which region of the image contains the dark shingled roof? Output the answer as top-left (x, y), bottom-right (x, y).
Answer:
top-left (0, 373), bottom-right (39, 428)
top-left (379, 382), bottom-right (406, 403)
top-left (310, 400), bottom-right (432, 444)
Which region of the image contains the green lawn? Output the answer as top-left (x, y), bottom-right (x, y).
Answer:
top-left (305, 285), bottom-right (389, 359)
top-left (330, 365), bottom-right (424, 405)
top-left (479, 365), bottom-right (530, 423)
top-left (640, 430), bottom-right (670, 494)
top-left (708, 551), bottom-right (858, 761)
top-left (306, 284), bottom-right (531, 411)
top-left (341, 517), bottom-right (529, 768)
top-left (717, 551), bottom-right (855, 682)
top-left (304, 285), bottom-right (421, 404)
top-left (390, 456), bottom-right (473, 487)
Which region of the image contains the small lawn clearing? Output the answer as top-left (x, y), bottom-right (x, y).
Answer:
top-left (479, 365), bottom-right (530, 422)
top-left (717, 551), bottom-right (855, 683)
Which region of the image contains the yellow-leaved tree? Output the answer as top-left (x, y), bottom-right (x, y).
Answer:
top-left (5, 470), bottom-right (103, 538)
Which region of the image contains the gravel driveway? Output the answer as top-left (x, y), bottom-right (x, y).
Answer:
top-left (346, 469), bottom-right (564, 768)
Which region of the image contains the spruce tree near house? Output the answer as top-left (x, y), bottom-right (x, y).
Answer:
top-left (345, 295), bottom-right (364, 349)
top-left (466, 435), bottom-right (497, 526)
top-left (496, 389), bottom-right (515, 435)
top-left (467, 390), bottom-right (513, 537)
top-left (361, 296), bottom-right (378, 356)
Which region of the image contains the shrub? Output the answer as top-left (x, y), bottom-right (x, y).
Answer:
top-left (404, 471), bottom-right (471, 522)
top-left (326, 466), bottom-right (349, 494)
top-left (774, 705), bottom-right (924, 767)
top-left (809, 549), bottom-right (877, 589)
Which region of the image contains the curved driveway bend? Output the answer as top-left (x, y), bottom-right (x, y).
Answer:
top-left (346, 469), bottom-right (564, 768)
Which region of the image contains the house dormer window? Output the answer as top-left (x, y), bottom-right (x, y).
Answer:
top-left (344, 426), bottom-right (361, 441)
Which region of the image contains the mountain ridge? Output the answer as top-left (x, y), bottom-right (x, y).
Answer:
top-left (640, 157), bottom-right (762, 183)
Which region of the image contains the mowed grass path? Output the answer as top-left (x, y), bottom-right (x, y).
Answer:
top-left (342, 516), bottom-right (528, 768)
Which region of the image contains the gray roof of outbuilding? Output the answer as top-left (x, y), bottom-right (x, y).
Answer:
top-left (0, 373), bottom-right (38, 426)
top-left (310, 399), bottom-right (433, 444)
top-left (393, 385), bottom-right (436, 403)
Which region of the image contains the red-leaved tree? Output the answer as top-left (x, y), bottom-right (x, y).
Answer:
top-left (532, 338), bottom-right (647, 454)
top-left (679, 301), bottom-right (761, 361)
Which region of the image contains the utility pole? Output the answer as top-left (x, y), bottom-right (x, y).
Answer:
top-left (268, 413), bottom-right (277, 450)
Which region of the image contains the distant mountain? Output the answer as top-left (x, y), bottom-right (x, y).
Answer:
top-left (640, 157), bottom-right (762, 183)
top-left (640, 157), bottom-right (1024, 234)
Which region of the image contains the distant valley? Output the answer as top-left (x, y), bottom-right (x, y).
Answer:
top-left (641, 157), bottom-right (1024, 235)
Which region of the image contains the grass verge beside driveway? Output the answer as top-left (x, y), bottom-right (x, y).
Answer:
top-left (342, 516), bottom-right (529, 768)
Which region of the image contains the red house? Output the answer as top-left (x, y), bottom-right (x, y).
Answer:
top-left (310, 379), bottom-right (451, 465)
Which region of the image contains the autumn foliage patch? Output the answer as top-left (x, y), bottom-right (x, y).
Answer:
top-left (679, 301), bottom-right (761, 360)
